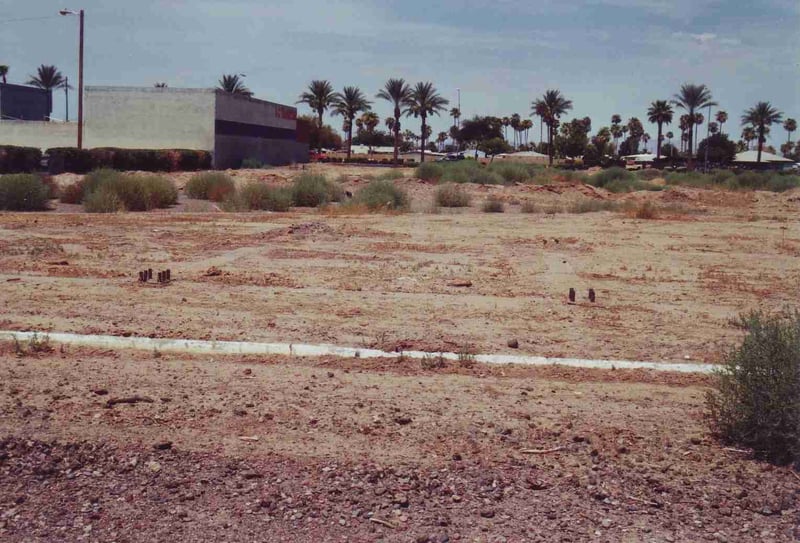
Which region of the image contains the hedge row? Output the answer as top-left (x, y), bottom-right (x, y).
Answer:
top-left (317, 156), bottom-right (417, 166)
top-left (46, 147), bottom-right (213, 174)
top-left (0, 146), bottom-right (43, 174)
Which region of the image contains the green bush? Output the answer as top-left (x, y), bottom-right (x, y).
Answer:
top-left (291, 174), bottom-right (341, 207)
top-left (635, 169), bottom-right (664, 181)
top-left (567, 199), bottom-right (621, 213)
top-left (47, 147), bottom-right (212, 174)
top-left (481, 195), bottom-right (505, 213)
top-left (376, 169), bottom-right (405, 181)
top-left (707, 311), bottom-right (800, 466)
top-left (84, 186), bottom-right (123, 213)
top-left (604, 178), bottom-right (663, 193)
top-left (435, 183), bottom-right (471, 207)
top-left (520, 200), bottom-right (537, 213)
top-left (0, 146), bottom-right (42, 174)
top-left (241, 158), bottom-right (272, 169)
top-left (239, 183), bottom-right (292, 211)
top-left (468, 169), bottom-right (505, 185)
top-left (59, 182), bottom-right (85, 204)
top-left (185, 172), bottom-right (236, 201)
top-left (589, 166), bottom-right (633, 188)
top-left (487, 162), bottom-right (540, 184)
top-left (416, 162), bottom-right (444, 182)
top-left (354, 180), bottom-right (409, 210)
top-left (0, 174), bottom-right (50, 211)
top-left (82, 170), bottom-right (177, 211)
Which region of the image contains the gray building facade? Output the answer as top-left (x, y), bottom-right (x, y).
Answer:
top-left (0, 83), bottom-right (52, 121)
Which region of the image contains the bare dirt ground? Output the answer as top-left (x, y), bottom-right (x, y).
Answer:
top-left (1, 165), bottom-right (799, 541)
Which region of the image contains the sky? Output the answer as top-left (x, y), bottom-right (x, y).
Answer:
top-left (1, 0), bottom-right (799, 149)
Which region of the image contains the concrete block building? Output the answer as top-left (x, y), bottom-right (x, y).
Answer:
top-left (0, 86), bottom-right (308, 168)
top-left (0, 83), bottom-right (52, 121)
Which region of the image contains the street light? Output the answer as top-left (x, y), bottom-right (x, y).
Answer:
top-left (60, 8), bottom-right (84, 149)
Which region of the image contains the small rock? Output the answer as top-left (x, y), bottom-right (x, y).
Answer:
top-left (507, 339), bottom-right (519, 349)
top-left (447, 279), bottom-right (472, 288)
top-left (153, 441), bottom-right (172, 451)
top-left (479, 509), bottom-right (495, 519)
top-left (327, 372), bottom-right (335, 378)
top-left (243, 368), bottom-right (252, 375)
top-left (146, 461), bottom-right (161, 473)
top-left (601, 518), bottom-right (612, 528)
top-left (394, 416), bottom-right (413, 425)
top-left (92, 389), bottom-right (109, 396)
top-left (242, 470), bottom-right (262, 480)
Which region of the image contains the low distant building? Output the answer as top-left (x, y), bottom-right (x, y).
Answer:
top-left (0, 86), bottom-right (308, 168)
top-left (733, 150), bottom-right (793, 169)
top-left (0, 83), bottom-right (52, 121)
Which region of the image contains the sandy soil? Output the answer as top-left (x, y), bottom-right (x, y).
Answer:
top-left (1, 166), bottom-right (799, 541)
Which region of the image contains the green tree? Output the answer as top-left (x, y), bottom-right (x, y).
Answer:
top-left (741, 126), bottom-right (756, 150)
top-left (297, 80), bottom-right (338, 152)
top-left (449, 107), bottom-right (461, 128)
top-left (27, 65), bottom-right (69, 90)
top-left (620, 117), bottom-right (644, 155)
top-left (407, 82), bottom-right (449, 163)
top-left (591, 126), bottom-right (612, 156)
top-left (555, 117), bottom-right (591, 158)
top-left (217, 74), bottom-right (251, 97)
top-left (297, 115), bottom-right (342, 150)
top-left (481, 137), bottom-right (511, 158)
top-left (741, 102), bottom-right (783, 164)
top-left (532, 90), bottom-right (573, 165)
top-left (647, 100), bottom-right (674, 160)
top-left (784, 118), bottom-right (797, 143)
top-left (696, 133), bottom-right (737, 164)
top-left (672, 83), bottom-right (717, 165)
top-left (376, 78), bottom-right (412, 165)
top-left (331, 86), bottom-right (371, 160)
top-left (459, 116), bottom-right (503, 157)
top-left (0, 65), bottom-right (8, 84)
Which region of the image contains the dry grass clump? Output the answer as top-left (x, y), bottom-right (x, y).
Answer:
top-left (185, 172), bottom-right (235, 201)
top-left (481, 195), bottom-right (505, 213)
top-left (435, 183), bottom-right (471, 207)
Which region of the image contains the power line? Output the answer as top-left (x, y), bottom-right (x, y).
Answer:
top-left (0, 15), bottom-right (60, 25)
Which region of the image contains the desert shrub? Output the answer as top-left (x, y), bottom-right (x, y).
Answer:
top-left (520, 200), bottom-right (537, 213)
top-left (13, 333), bottom-right (53, 356)
top-left (46, 147), bottom-right (211, 174)
top-left (435, 183), bottom-right (471, 207)
top-left (468, 169), bottom-right (505, 185)
top-left (291, 173), bottom-right (341, 207)
top-left (605, 178), bottom-right (663, 193)
top-left (553, 170), bottom-right (588, 183)
top-left (0, 145), bottom-right (42, 174)
top-left (238, 183), bottom-right (293, 211)
top-left (488, 162), bottom-right (536, 184)
top-left (707, 311), bottom-right (800, 466)
top-left (82, 170), bottom-right (177, 211)
top-left (416, 162), bottom-right (444, 182)
top-left (0, 174), bottom-right (50, 211)
top-left (636, 169), bottom-right (663, 181)
top-left (377, 169), bottom-right (405, 181)
top-left (481, 195), bottom-right (505, 213)
top-left (185, 172), bottom-right (235, 201)
top-left (766, 174), bottom-right (800, 193)
top-left (632, 201), bottom-right (659, 219)
top-left (567, 199), bottom-right (621, 213)
top-left (710, 169), bottom-right (735, 185)
top-left (84, 186), bottom-right (123, 213)
top-left (664, 171), bottom-right (714, 188)
top-left (354, 180), bottom-right (409, 210)
top-left (59, 182), bottom-right (85, 204)
top-left (241, 158), bottom-right (271, 169)
top-left (590, 166), bottom-right (633, 188)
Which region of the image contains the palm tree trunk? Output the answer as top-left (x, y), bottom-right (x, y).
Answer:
top-left (548, 124), bottom-right (554, 166)
top-left (346, 122), bottom-right (352, 161)
top-left (656, 122), bottom-right (663, 161)
top-left (317, 109), bottom-right (324, 153)
top-left (757, 125), bottom-right (763, 164)
top-left (420, 117), bottom-right (426, 164)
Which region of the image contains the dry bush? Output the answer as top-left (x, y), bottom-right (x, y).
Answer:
top-left (630, 201), bottom-right (659, 219)
top-left (481, 195), bottom-right (505, 213)
top-left (520, 200), bottom-right (537, 213)
top-left (435, 183), bottom-right (471, 207)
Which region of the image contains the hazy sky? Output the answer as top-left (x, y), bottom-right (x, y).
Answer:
top-left (2, 0), bottom-right (798, 147)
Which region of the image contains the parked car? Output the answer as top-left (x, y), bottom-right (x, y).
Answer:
top-left (436, 153), bottom-right (465, 162)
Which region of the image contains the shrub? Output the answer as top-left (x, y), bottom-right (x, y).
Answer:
top-left (481, 195), bottom-right (505, 213)
top-left (416, 162), bottom-right (444, 182)
top-left (0, 146), bottom-right (42, 174)
top-left (46, 147), bottom-right (212, 174)
top-left (354, 180), bottom-right (409, 210)
top-left (604, 178), bottom-right (663, 193)
top-left (435, 183), bottom-right (471, 207)
top-left (291, 173), bottom-right (341, 207)
top-left (239, 183), bottom-right (293, 211)
top-left (377, 169), bottom-right (405, 181)
top-left (488, 162), bottom-right (537, 184)
top-left (520, 200), bottom-right (537, 213)
top-left (632, 201), bottom-right (659, 219)
top-left (185, 172), bottom-right (235, 201)
top-left (707, 311), bottom-right (800, 466)
top-left (0, 174), bottom-right (50, 211)
top-left (590, 166), bottom-right (633, 188)
top-left (468, 169), bottom-right (505, 185)
top-left (567, 199), bottom-right (620, 213)
top-left (635, 169), bottom-right (664, 181)
top-left (84, 186), bottom-right (123, 213)
top-left (59, 182), bottom-right (85, 204)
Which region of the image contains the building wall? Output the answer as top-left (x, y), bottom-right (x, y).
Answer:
top-left (0, 84), bottom-right (52, 121)
top-left (213, 91), bottom-right (308, 168)
top-left (84, 87), bottom-right (216, 151)
top-left (0, 121), bottom-right (77, 149)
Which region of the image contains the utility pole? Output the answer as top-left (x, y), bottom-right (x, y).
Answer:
top-left (60, 9), bottom-right (84, 148)
top-left (703, 103), bottom-right (711, 172)
top-left (65, 76), bottom-right (69, 122)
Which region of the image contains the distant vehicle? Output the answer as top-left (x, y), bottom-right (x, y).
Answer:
top-left (624, 160), bottom-right (643, 171)
top-left (309, 150), bottom-right (327, 161)
top-left (436, 153), bottom-right (465, 162)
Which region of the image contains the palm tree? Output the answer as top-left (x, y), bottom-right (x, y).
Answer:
top-left (647, 100), bottom-right (674, 160)
top-left (672, 83), bottom-right (716, 165)
top-left (666, 131), bottom-right (674, 156)
top-left (532, 90), bottom-right (573, 165)
top-left (521, 119), bottom-right (533, 147)
top-left (693, 113), bottom-right (704, 154)
top-left (385, 117), bottom-right (395, 133)
top-left (501, 117), bottom-right (510, 142)
top-left (741, 126), bottom-right (756, 150)
top-left (332, 86), bottom-right (371, 160)
top-left (437, 131), bottom-right (448, 152)
top-left (784, 118), bottom-right (797, 143)
top-left (298, 80), bottom-right (338, 153)
top-left (715, 110), bottom-right (728, 136)
top-left (641, 133), bottom-right (651, 152)
top-left (376, 78), bottom-right (412, 165)
top-left (741, 102), bottom-right (783, 164)
top-left (407, 82), bottom-right (449, 163)
top-left (218, 74), bottom-right (251, 96)
top-left (27, 65), bottom-right (69, 90)
top-left (510, 113), bottom-right (521, 148)
top-left (0, 65), bottom-right (8, 84)
top-left (449, 107), bottom-right (461, 129)
top-left (709, 122), bottom-right (719, 135)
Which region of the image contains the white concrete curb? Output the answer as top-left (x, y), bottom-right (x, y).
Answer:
top-left (0, 330), bottom-right (720, 374)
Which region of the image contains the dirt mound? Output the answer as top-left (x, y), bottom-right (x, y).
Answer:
top-left (530, 182), bottom-right (610, 199)
top-left (261, 221), bottom-right (337, 241)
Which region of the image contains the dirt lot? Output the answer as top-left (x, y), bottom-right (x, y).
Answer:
top-left (1, 165), bottom-right (799, 541)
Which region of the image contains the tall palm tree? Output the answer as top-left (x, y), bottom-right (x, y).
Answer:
top-left (666, 131), bottom-right (674, 155)
top-left (0, 65), bottom-right (8, 84)
top-left (672, 83), bottom-right (716, 165)
top-left (741, 102), bottom-right (783, 164)
top-left (27, 65), bottom-right (69, 90)
top-left (437, 131), bottom-right (448, 151)
top-left (521, 119), bottom-right (533, 147)
top-left (385, 117), bottom-right (395, 133)
top-left (647, 100), bottom-right (674, 160)
top-left (332, 86), bottom-right (371, 160)
top-left (641, 133), bottom-right (651, 152)
top-left (407, 82), bottom-right (449, 163)
top-left (376, 78), bottom-right (412, 165)
top-left (449, 107), bottom-right (461, 129)
top-left (784, 118), bottom-right (797, 143)
top-left (715, 110), bottom-right (728, 136)
top-left (741, 126), bottom-right (756, 150)
top-left (693, 113), bottom-right (704, 154)
top-left (709, 122), bottom-right (719, 135)
top-left (532, 90), bottom-right (573, 165)
top-left (298, 80), bottom-right (338, 153)
top-left (510, 113), bottom-right (521, 148)
top-left (501, 117), bottom-right (510, 142)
